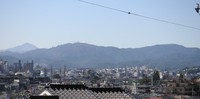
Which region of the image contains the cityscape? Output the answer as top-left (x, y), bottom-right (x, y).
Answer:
top-left (0, 56), bottom-right (200, 99)
top-left (1, 0), bottom-right (200, 99)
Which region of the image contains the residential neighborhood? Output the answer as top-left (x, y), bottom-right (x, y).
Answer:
top-left (0, 59), bottom-right (200, 99)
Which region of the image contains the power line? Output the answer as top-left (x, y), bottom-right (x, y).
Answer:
top-left (78, 0), bottom-right (130, 14)
top-left (78, 0), bottom-right (200, 31)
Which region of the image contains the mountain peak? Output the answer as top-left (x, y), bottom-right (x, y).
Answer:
top-left (6, 43), bottom-right (38, 53)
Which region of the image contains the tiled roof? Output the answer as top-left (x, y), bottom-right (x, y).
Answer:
top-left (30, 96), bottom-right (59, 99)
top-left (49, 84), bottom-right (88, 90)
top-left (90, 88), bottom-right (124, 93)
top-left (39, 84), bottom-right (132, 99)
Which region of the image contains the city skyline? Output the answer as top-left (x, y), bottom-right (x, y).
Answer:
top-left (1, 0), bottom-right (200, 49)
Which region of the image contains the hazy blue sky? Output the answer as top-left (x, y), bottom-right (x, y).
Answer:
top-left (0, 0), bottom-right (200, 49)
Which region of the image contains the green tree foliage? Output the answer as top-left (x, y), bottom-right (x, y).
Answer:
top-left (139, 75), bottom-right (151, 84)
top-left (153, 70), bottom-right (160, 83)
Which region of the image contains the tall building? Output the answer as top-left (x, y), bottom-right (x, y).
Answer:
top-left (23, 60), bottom-right (34, 72)
top-left (14, 60), bottom-right (22, 72)
top-left (0, 59), bottom-right (8, 73)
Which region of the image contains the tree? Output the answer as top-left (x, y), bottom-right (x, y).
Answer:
top-left (153, 70), bottom-right (160, 84)
top-left (139, 74), bottom-right (151, 84)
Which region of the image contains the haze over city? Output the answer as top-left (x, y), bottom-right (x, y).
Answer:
top-left (1, 0), bottom-right (200, 50)
top-left (1, 1), bottom-right (200, 98)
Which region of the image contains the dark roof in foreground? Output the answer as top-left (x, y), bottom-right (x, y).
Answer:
top-left (49, 84), bottom-right (88, 90)
top-left (30, 96), bottom-right (59, 99)
top-left (36, 84), bottom-right (132, 99)
top-left (90, 88), bottom-right (124, 93)
top-left (48, 84), bottom-right (125, 92)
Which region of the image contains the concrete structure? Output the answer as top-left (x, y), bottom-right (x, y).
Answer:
top-left (23, 60), bottom-right (34, 73)
top-left (166, 78), bottom-right (193, 95)
top-left (14, 60), bottom-right (22, 72)
top-left (0, 59), bottom-right (8, 73)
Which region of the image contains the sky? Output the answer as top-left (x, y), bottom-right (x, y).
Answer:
top-left (0, 0), bottom-right (200, 49)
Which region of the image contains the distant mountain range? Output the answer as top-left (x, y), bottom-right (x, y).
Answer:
top-left (6, 43), bottom-right (38, 53)
top-left (0, 43), bottom-right (200, 69)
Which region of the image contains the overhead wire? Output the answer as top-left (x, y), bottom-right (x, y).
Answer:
top-left (78, 0), bottom-right (200, 31)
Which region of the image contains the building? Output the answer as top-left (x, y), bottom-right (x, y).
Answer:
top-left (137, 85), bottom-right (151, 94)
top-left (30, 96), bottom-right (59, 99)
top-left (166, 77), bottom-right (193, 95)
top-left (0, 59), bottom-right (8, 73)
top-left (35, 84), bottom-right (132, 99)
top-left (14, 60), bottom-right (22, 72)
top-left (23, 60), bottom-right (34, 72)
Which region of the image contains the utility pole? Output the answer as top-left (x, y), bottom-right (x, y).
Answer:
top-left (125, 65), bottom-right (128, 77)
top-left (51, 65), bottom-right (53, 78)
top-left (59, 67), bottom-right (62, 83)
top-left (64, 65), bottom-right (66, 78)
top-left (198, 84), bottom-right (200, 97)
top-left (151, 74), bottom-right (153, 86)
top-left (192, 87), bottom-right (194, 98)
top-left (59, 68), bottom-right (61, 76)
top-left (44, 67), bottom-right (47, 77)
